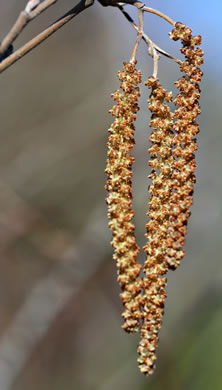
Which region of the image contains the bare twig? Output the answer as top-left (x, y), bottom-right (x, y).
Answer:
top-left (0, 0), bottom-right (177, 74)
top-left (103, 0), bottom-right (175, 25)
top-left (130, 8), bottom-right (143, 62)
top-left (119, 6), bottom-right (181, 64)
top-left (0, 0), bottom-right (58, 55)
top-left (98, 0), bottom-right (176, 26)
top-left (152, 48), bottom-right (160, 78)
top-left (0, 0), bottom-right (94, 74)
top-left (133, 3), bottom-right (176, 26)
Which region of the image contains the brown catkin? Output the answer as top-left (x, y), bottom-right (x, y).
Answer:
top-left (170, 22), bottom-right (204, 268)
top-left (137, 77), bottom-right (173, 375)
top-left (105, 61), bottom-right (143, 333)
top-left (138, 23), bottom-right (203, 375)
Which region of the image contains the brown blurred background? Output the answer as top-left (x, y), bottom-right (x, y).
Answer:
top-left (0, 1), bottom-right (221, 389)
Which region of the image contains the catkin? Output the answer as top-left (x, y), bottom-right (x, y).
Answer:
top-left (138, 77), bottom-right (173, 375)
top-left (138, 23), bottom-right (203, 375)
top-left (170, 22), bottom-right (204, 269)
top-left (105, 20), bottom-right (203, 376)
top-left (105, 61), bottom-right (143, 333)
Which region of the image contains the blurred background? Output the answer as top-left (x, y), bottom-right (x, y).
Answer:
top-left (0, 0), bottom-right (221, 389)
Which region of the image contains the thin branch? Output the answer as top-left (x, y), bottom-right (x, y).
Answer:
top-left (0, 0), bottom-right (94, 74)
top-left (119, 6), bottom-right (181, 64)
top-left (0, 203), bottom-right (108, 390)
top-left (130, 8), bottom-right (143, 62)
top-left (0, 0), bottom-right (58, 55)
top-left (133, 3), bottom-right (176, 26)
top-left (98, 0), bottom-right (176, 26)
top-left (0, 0), bottom-right (176, 73)
top-left (152, 48), bottom-right (160, 78)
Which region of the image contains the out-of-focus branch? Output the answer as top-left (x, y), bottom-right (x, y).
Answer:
top-left (0, 0), bottom-right (58, 56)
top-left (0, 203), bottom-right (108, 390)
top-left (0, 0), bottom-right (94, 74)
top-left (0, 0), bottom-right (177, 74)
top-left (0, 181), bottom-right (74, 261)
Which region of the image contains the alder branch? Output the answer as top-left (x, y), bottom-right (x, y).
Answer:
top-left (130, 7), bottom-right (143, 62)
top-left (142, 5), bottom-right (175, 26)
top-left (0, 0), bottom-right (177, 74)
top-left (0, 204), bottom-right (108, 390)
top-left (99, 0), bottom-right (176, 25)
top-left (0, 0), bottom-right (94, 74)
top-left (152, 48), bottom-right (160, 78)
top-left (0, 0), bottom-right (58, 56)
top-left (119, 6), bottom-right (181, 64)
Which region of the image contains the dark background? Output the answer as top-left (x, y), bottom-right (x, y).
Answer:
top-left (0, 1), bottom-right (221, 389)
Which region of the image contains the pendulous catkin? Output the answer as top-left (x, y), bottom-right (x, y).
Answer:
top-left (137, 23), bottom-right (203, 375)
top-left (105, 61), bottom-right (143, 333)
top-left (137, 77), bottom-right (173, 375)
top-left (105, 20), bottom-right (203, 376)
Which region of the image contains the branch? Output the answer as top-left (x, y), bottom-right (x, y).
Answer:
top-left (0, 203), bottom-right (108, 390)
top-left (0, 0), bottom-right (94, 74)
top-left (0, 0), bottom-right (176, 74)
top-left (130, 7), bottom-right (143, 62)
top-left (0, 0), bottom-right (58, 56)
top-left (134, 3), bottom-right (176, 26)
top-left (152, 48), bottom-right (160, 78)
top-left (98, 0), bottom-right (176, 26)
top-left (119, 6), bottom-right (181, 64)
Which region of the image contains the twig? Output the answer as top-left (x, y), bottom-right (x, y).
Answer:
top-left (0, 0), bottom-right (58, 55)
top-left (119, 6), bottom-right (181, 64)
top-left (133, 2), bottom-right (176, 26)
top-left (130, 8), bottom-right (143, 62)
top-left (0, 0), bottom-right (177, 73)
top-left (143, 6), bottom-right (175, 26)
top-left (152, 48), bottom-right (160, 78)
top-left (102, 0), bottom-right (176, 25)
top-left (0, 0), bottom-right (94, 74)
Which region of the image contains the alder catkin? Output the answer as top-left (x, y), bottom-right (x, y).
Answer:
top-left (138, 23), bottom-right (203, 375)
top-left (105, 20), bottom-right (203, 376)
top-left (170, 22), bottom-right (204, 269)
top-left (137, 77), bottom-right (173, 375)
top-left (105, 61), bottom-right (143, 333)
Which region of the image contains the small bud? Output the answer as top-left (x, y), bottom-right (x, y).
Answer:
top-left (25, 0), bottom-right (40, 14)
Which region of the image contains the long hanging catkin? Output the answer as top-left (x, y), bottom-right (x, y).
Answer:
top-left (105, 61), bottom-right (143, 333)
top-left (168, 23), bottom-right (204, 269)
top-left (137, 77), bottom-right (174, 375)
top-left (105, 16), bottom-right (203, 376)
top-left (137, 23), bottom-right (203, 375)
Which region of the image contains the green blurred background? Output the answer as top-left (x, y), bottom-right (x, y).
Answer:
top-left (0, 1), bottom-right (221, 389)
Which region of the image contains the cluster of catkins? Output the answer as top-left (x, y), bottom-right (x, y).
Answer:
top-left (105, 22), bottom-right (203, 376)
